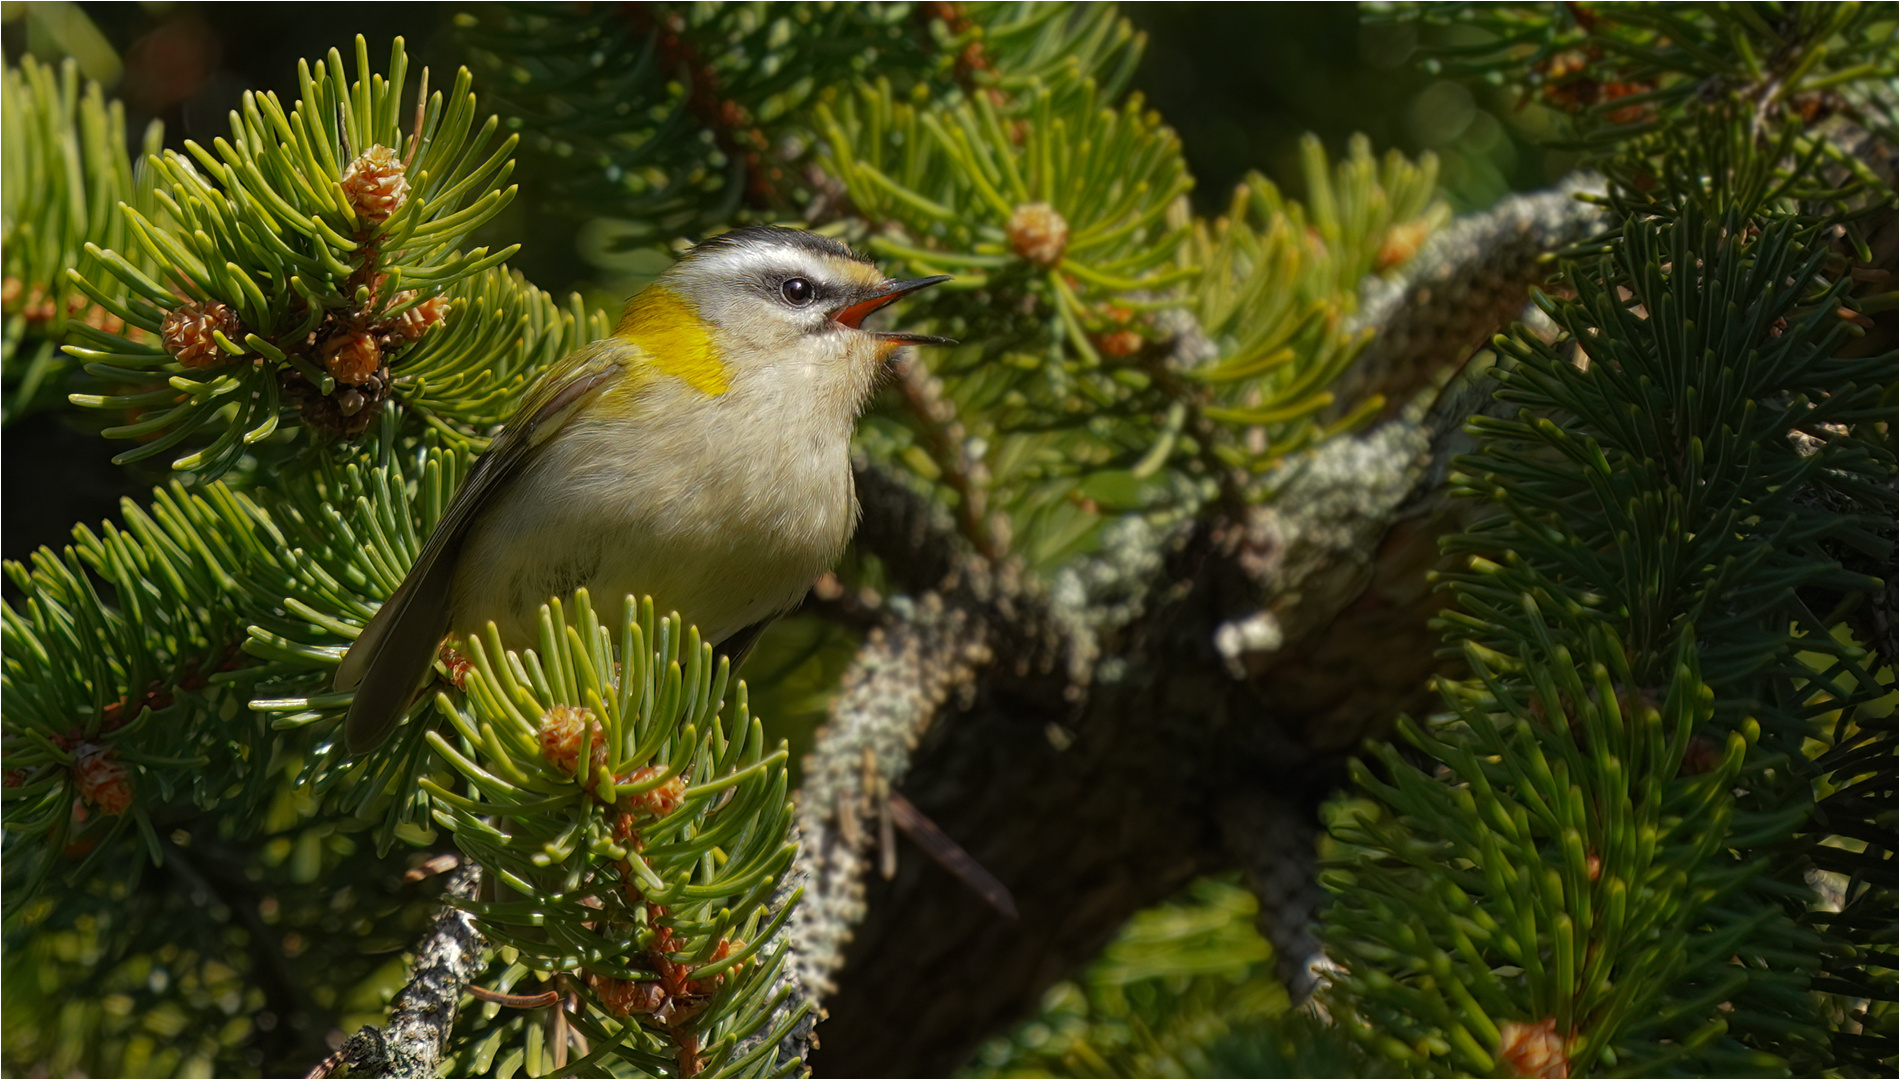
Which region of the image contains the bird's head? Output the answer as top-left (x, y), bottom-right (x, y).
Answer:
top-left (614, 226), bottom-right (952, 401)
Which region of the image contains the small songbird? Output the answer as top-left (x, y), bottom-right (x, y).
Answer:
top-left (335, 226), bottom-right (951, 753)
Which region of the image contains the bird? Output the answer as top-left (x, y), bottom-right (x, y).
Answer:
top-left (334, 226), bottom-right (952, 753)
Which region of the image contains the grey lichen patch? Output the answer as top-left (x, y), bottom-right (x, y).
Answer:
top-left (1214, 610), bottom-right (1284, 678)
top-left (1340, 176), bottom-right (1607, 413)
top-left (788, 594), bottom-right (994, 998)
top-left (1048, 514), bottom-right (1169, 687)
top-left (1220, 417), bottom-right (1436, 674)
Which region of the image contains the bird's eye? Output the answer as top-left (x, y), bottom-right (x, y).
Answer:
top-left (780, 277), bottom-right (815, 307)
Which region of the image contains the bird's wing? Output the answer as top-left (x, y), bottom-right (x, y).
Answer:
top-left (336, 342), bottom-right (629, 754)
top-left (714, 616), bottom-right (775, 670)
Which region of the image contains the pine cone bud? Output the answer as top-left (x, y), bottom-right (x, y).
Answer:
top-left (72, 743), bottom-right (132, 815)
top-left (1088, 303), bottom-right (1145, 358)
top-left (539, 704), bottom-right (609, 783)
top-left (619, 765), bottom-right (687, 817)
top-left (281, 366), bottom-right (387, 439)
top-left (1008, 202), bottom-right (1069, 267)
top-left (8, 281), bottom-right (58, 323)
top-left (1093, 329), bottom-right (1142, 357)
top-left (686, 938), bottom-right (744, 995)
top-left (438, 640), bottom-right (472, 690)
top-left (162, 301), bottom-right (243, 368)
top-left (1374, 217), bottom-right (1434, 272)
top-left (62, 799), bottom-right (101, 858)
top-left (388, 292), bottom-right (451, 345)
top-left (340, 145), bottom-right (410, 225)
top-left (1498, 1019), bottom-right (1570, 1079)
top-left (321, 329), bottom-right (382, 386)
top-left (589, 975), bottom-right (665, 1016)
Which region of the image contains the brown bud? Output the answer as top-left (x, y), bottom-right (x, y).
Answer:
top-left (14, 283), bottom-right (56, 322)
top-left (687, 938), bottom-right (744, 995)
top-left (1498, 1018), bottom-right (1569, 1079)
top-left (388, 293), bottom-right (451, 345)
top-left (437, 639), bottom-right (472, 691)
top-left (589, 975), bottom-right (666, 1016)
top-left (62, 799), bottom-right (100, 858)
top-left (619, 765), bottom-right (687, 818)
top-left (1375, 218), bottom-right (1434, 272)
top-left (280, 365), bottom-right (388, 439)
top-left (71, 743), bottom-right (132, 815)
top-left (320, 329), bottom-right (382, 386)
top-left (78, 300), bottom-right (126, 336)
top-left (1008, 201), bottom-right (1069, 267)
top-left (539, 704), bottom-right (609, 784)
top-left (1093, 329), bottom-right (1142, 357)
top-left (340, 145), bottom-right (410, 225)
top-left (162, 301), bottom-right (243, 368)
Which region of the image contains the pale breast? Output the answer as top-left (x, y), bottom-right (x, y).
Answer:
top-left (449, 375), bottom-right (858, 652)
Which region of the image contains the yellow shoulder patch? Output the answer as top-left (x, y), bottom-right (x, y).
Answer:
top-left (614, 286), bottom-right (730, 396)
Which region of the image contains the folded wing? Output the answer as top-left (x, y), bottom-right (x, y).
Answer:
top-left (336, 343), bottom-right (627, 753)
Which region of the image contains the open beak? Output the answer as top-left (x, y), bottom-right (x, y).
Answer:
top-left (833, 275), bottom-right (958, 347)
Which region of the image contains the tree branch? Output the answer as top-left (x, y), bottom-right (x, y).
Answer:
top-left (1336, 175), bottom-right (1606, 416)
top-left (308, 862), bottom-right (485, 1079)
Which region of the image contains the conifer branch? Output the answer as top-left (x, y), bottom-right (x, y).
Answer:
top-left (61, 37), bottom-right (535, 473)
top-left (1313, 6), bottom-right (1898, 1054)
top-left (1336, 175), bottom-right (1607, 415)
top-left (789, 592), bottom-right (996, 1003)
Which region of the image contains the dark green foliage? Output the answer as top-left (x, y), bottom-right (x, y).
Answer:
top-left (1317, 4), bottom-right (1896, 1077)
top-left (1400, 2), bottom-right (1895, 154)
top-left (458, 3), bottom-right (939, 238)
top-left (2, 818), bottom-right (442, 1076)
top-left (428, 594), bottom-right (801, 1077)
top-left (457, 3), bottom-right (1143, 233)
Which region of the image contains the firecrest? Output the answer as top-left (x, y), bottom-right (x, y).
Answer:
top-left (335, 226), bottom-right (951, 753)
